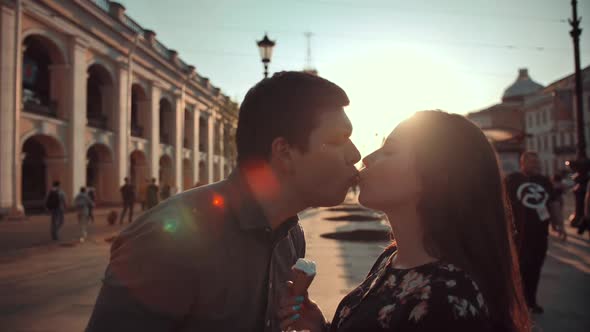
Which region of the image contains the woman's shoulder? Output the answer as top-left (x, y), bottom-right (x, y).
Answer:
top-left (426, 263), bottom-right (489, 318)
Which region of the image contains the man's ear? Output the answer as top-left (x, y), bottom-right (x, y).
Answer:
top-left (269, 137), bottom-right (294, 173)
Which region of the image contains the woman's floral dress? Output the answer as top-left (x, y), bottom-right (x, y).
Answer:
top-left (330, 247), bottom-right (493, 331)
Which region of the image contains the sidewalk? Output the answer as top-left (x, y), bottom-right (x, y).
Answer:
top-left (0, 206), bottom-right (135, 254)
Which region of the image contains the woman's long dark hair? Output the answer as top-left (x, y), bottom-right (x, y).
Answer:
top-left (397, 111), bottom-right (530, 331)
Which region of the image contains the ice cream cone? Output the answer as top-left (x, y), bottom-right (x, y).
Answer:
top-left (291, 259), bottom-right (316, 296)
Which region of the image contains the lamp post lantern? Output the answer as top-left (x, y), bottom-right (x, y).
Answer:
top-left (257, 33), bottom-right (276, 78)
top-left (566, 0), bottom-right (589, 235)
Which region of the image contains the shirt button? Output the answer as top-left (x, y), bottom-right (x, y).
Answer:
top-left (266, 319), bottom-right (271, 327)
top-left (269, 281), bottom-right (273, 289)
top-left (265, 227), bottom-right (271, 233)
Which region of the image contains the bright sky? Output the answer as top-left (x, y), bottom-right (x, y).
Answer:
top-left (118, 0), bottom-right (589, 157)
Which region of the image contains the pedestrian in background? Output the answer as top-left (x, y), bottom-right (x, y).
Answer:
top-left (146, 178), bottom-right (159, 210)
top-left (505, 151), bottom-right (566, 314)
top-left (119, 177), bottom-right (136, 224)
top-left (45, 180), bottom-right (66, 241)
top-left (160, 182), bottom-right (171, 201)
top-left (87, 187), bottom-right (96, 223)
top-left (74, 187), bottom-right (94, 243)
top-left (139, 179), bottom-right (148, 211)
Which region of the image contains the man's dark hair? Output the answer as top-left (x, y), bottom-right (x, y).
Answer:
top-left (80, 187), bottom-right (86, 193)
top-left (236, 71), bottom-right (349, 164)
top-left (53, 181), bottom-right (60, 187)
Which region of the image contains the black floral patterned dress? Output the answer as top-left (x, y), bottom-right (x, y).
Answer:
top-left (330, 247), bottom-right (494, 332)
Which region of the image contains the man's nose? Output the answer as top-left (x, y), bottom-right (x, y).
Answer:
top-left (346, 141), bottom-right (361, 165)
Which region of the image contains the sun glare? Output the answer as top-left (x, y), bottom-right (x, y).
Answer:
top-left (322, 44), bottom-right (483, 159)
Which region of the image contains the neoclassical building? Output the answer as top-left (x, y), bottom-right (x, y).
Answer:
top-left (0, 0), bottom-right (238, 217)
top-left (468, 67), bottom-right (590, 176)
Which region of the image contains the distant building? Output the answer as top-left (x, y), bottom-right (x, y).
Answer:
top-left (468, 67), bottom-right (590, 177)
top-left (468, 68), bottom-right (543, 174)
top-left (0, 0), bottom-right (238, 217)
top-left (522, 66), bottom-right (590, 176)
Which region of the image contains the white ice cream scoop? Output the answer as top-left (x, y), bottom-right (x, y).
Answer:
top-left (291, 259), bottom-right (317, 296)
top-left (293, 258), bottom-right (316, 276)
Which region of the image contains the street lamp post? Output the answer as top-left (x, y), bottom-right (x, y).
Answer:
top-left (566, 0), bottom-right (589, 234)
top-left (257, 33), bottom-right (276, 78)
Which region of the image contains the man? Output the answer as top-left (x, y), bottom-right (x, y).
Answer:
top-left (119, 177), bottom-right (135, 224)
top-left (73, 187), bottom-right (94, 242)
top-left (146, 177), bottom-right (159, 210)
top-left (86, 71), bottom-right (360, 331)
top-left (45, 180), bottom-right (66, 241)
top-left (505, 151), bottom-right (566, 314)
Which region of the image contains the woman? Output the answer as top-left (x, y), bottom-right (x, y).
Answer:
top-left (280, 111), bottom-right (530, 331)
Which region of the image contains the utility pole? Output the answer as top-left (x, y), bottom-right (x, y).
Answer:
top-left (566, 0), bottom-right (590, 235)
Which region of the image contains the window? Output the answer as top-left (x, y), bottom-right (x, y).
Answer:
top-left (552, 134), bottom-right (557, 150)
top-left (543, 109), bottom-right (548, 125)
top-left (527, 113), bottom-right (532, 128)
top-left (544, 135), bottom-right (548, 151)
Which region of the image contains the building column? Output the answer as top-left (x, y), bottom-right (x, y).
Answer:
top-left (66, 38), bottom-right (88, 202)
top-left (218, 120), bottom-right (225, 180)
top-left (192, 108), bottom-right (200, 183)
top-left (207, 112), bottom-right (215, 184)
top-left (173, 97), bottom-right (183, 191)
top-left (115, 63), bottom-right (129, 191)
top-left (0, 5), bottom-right (20, 217)
top-left (149, 83), bottom-right (161, 180)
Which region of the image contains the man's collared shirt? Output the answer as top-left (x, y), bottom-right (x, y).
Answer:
top-left (86, 170), bottom-right (306, 332)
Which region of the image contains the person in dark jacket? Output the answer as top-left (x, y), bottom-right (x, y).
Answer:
top-left (145, 178), bottom-right (159, 210)
top-left (119, 177), bottom-right (135, 224)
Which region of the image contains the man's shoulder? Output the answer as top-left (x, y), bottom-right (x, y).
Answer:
top-left (134, 181), bottom-right (233, 231)
top-left (506, 171), bottom-right (524, 181)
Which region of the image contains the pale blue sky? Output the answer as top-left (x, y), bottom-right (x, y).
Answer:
top-left (118, 0), bottom-right (589, 156)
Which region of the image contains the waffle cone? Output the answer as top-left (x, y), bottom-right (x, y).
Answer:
top-left (290, 267), bottom-right (315, 296)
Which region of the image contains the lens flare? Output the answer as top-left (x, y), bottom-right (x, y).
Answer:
top-left (212, 194), bottom-right (224, 208)
top-left (162, 217), bottom-right (179, 233)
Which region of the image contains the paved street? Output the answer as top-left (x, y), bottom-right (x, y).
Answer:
top-left (0, 197), bottom-right (589, 331)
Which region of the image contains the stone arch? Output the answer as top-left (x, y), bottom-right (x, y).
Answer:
top-left (22, 33), bottom-right (68, 120)
top-left (22, 28), bottom-right (69, 63)
top-left (199, 115), bottom-right (208, 152)
top-left (159, 154), bottom-right (174, 187)
top-left (87, 57), bottom-right (116, 83)
top-left (159, 97), bottom-right (174, 144)
top-left (199, 160), bottom-right (208, 185)
top-left (86, 143), bottom-right (114, 204)
top-left (87, 63), bottom-right (115, 130)
top-left (129, 150), bottom-right (149, 201)
top-left (182, 158), bottom-right (193, 191)
top-left (131, 84), bottom-right (149, 138)
top-left (21, 134), bottom-right (66, 213)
